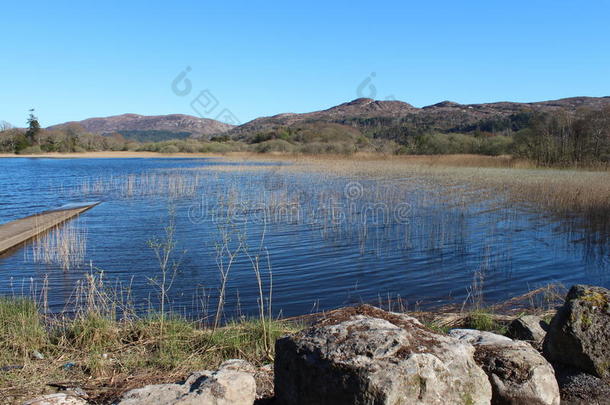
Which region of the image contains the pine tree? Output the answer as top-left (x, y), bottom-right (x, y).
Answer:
top-left (25, 109), bottom-right (40, 145)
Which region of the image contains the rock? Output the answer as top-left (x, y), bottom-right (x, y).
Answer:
top-left (217, 358), bottom-right (257, 374)
top-left (552, 363), bottom-right (610, 405)
top-left (543, 284), bottom-right (610, 378)
top-left (64, 388), bottom-right (88, 399)
top-left (254, 363), bottom-right (275, 400)
top-left (22, 393), bottom-right (87, 405)
top-left (450, 329), bottom-right (513, 345)
top-left (274, 305), bottom-right (492, 405)
top-left (507, 315), bottom-right (547, 343)
top-left (32, 350), bottom-right (45, 360)
top-left (450, 329), bottom-right (560, 405)
top-left (117, 359), bottom-right (256, 405)
top-left (117, 382), bottom-right (186, 405)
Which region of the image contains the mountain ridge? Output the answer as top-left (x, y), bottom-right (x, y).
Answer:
top-left (226, 96), bottom-right (610, 140)
top-left (47, 96), bottom-right (610, 141)
top-left (47, 113), bottom-right (234, 139)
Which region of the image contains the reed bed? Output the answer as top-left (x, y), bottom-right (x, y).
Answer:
top-left (30, 153), bottom-right (607, 317)
top-left (77, 171), bottom-right (204, 200)
top-left (202, 153), bottom-right (610, 229)
top-left (29, 221), bottom-right (87, 271)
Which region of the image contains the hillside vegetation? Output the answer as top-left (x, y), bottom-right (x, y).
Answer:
top-left (2, 97), bottom-right (609, 167)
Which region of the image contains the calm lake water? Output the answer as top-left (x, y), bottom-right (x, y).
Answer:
top-left (0, 157), bottom-right (608, 319)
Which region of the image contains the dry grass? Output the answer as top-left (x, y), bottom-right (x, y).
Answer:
top-left (0, 278), bottom-right (297, 404)
top-left (78, 171), bottom-right (204, 199)
top-left (201, 153), bottom-right (610, 226)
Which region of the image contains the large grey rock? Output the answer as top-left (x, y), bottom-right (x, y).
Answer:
top-left (543, 285), bottom-right (610, 378)
top-left (450, 329), bottom-right (560, 405)
top-left (507, 315), bottom-right (547, 343)
top-left (22, 394), bottom-right (87, 405)
top-left (275, 305), bottom-right (492, 405)
top-left (117, 359), bottom-right (256, 405)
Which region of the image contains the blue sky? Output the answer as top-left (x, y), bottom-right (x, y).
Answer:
top-left (1, 1), bottom-right (609, 127)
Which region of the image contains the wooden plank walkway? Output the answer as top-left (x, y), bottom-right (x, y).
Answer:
top-left (0, 203), bottom-right (99, 255)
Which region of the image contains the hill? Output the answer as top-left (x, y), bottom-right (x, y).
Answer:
top-left (48, 113), bottom-right (234, 141)
top-left (228, 96), bottom-right (610, 142)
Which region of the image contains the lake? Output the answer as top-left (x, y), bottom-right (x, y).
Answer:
top-left (0, 157), bottom-right (608, 320)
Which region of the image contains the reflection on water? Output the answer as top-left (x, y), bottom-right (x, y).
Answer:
top-left (0, 157), bottom-right (608, 319)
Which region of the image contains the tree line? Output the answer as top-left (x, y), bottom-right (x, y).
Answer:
top-left (513, 107), bottom-right (610, 166)
top-left (1, 107), bottom-right (608, 166)
top-left (0, 111), bottom-right (129, 154)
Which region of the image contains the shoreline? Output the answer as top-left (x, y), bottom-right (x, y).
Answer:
top-left (2, 151), bottom-right (607, 171)
top-left (0, 151), bottom-right (227, 159)
top-left (0, 287), bottom-right (563, 404)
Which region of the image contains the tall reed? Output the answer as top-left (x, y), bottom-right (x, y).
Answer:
top-left (30, 221), bottom-right (87, 270)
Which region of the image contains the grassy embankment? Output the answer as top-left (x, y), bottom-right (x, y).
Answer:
top-left (0, 278), bottom-right (566, 403)
top-left (0, 288), bottom-right (297, 403)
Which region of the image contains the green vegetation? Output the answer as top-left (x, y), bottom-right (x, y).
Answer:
top-left (241, 107), bottom-right (609, 165)
top-left (244, 122), bottom-right (398, 155)
top-left (580, 290), bottom-right (608, 308)
top-left (514, 108), bottom-right (610, 166)
top-left (399, 132), bottom-right (514, 156)
top-left (25, 109), bottom-right (41, 145)
top-left (0, 297), bottom-right (46, 361)
top-left (2, 106), bottom-right (608, 167)
top-left (0, 295), bottom-right (296, 402)
top-left (136, 138), bottom-right (248, 154)
top-left (0, 121), bottom-right (132, 154)
top-left (464, 310), bottom-right (507, 334)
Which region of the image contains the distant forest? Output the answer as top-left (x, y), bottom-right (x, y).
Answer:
top-left (1, 106), bottom-right (608, 167)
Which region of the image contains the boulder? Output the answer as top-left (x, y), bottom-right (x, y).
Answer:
top-left (22, 393), bottom-right (87, 405)
top-left (552, 363), bottom-right (610, 405)
top-left (450, 329), bottom-right (560, 405)
top-left (543, 285), bottom-right (610, 378)
top-left (507, 315), bottom-right (547, 343)
top-left (117, 359), bottom-right (256, 405)
top-left (274, 305), bottom-right (492, 405)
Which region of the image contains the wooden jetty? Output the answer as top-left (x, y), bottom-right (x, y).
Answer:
top-left (0, 203), bottom-right (99, 255)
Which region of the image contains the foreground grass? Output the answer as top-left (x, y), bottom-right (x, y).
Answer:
top-left (0, 297), bottom-right (298, 403)
top-left (0, 281), bottom-right (566, 403)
